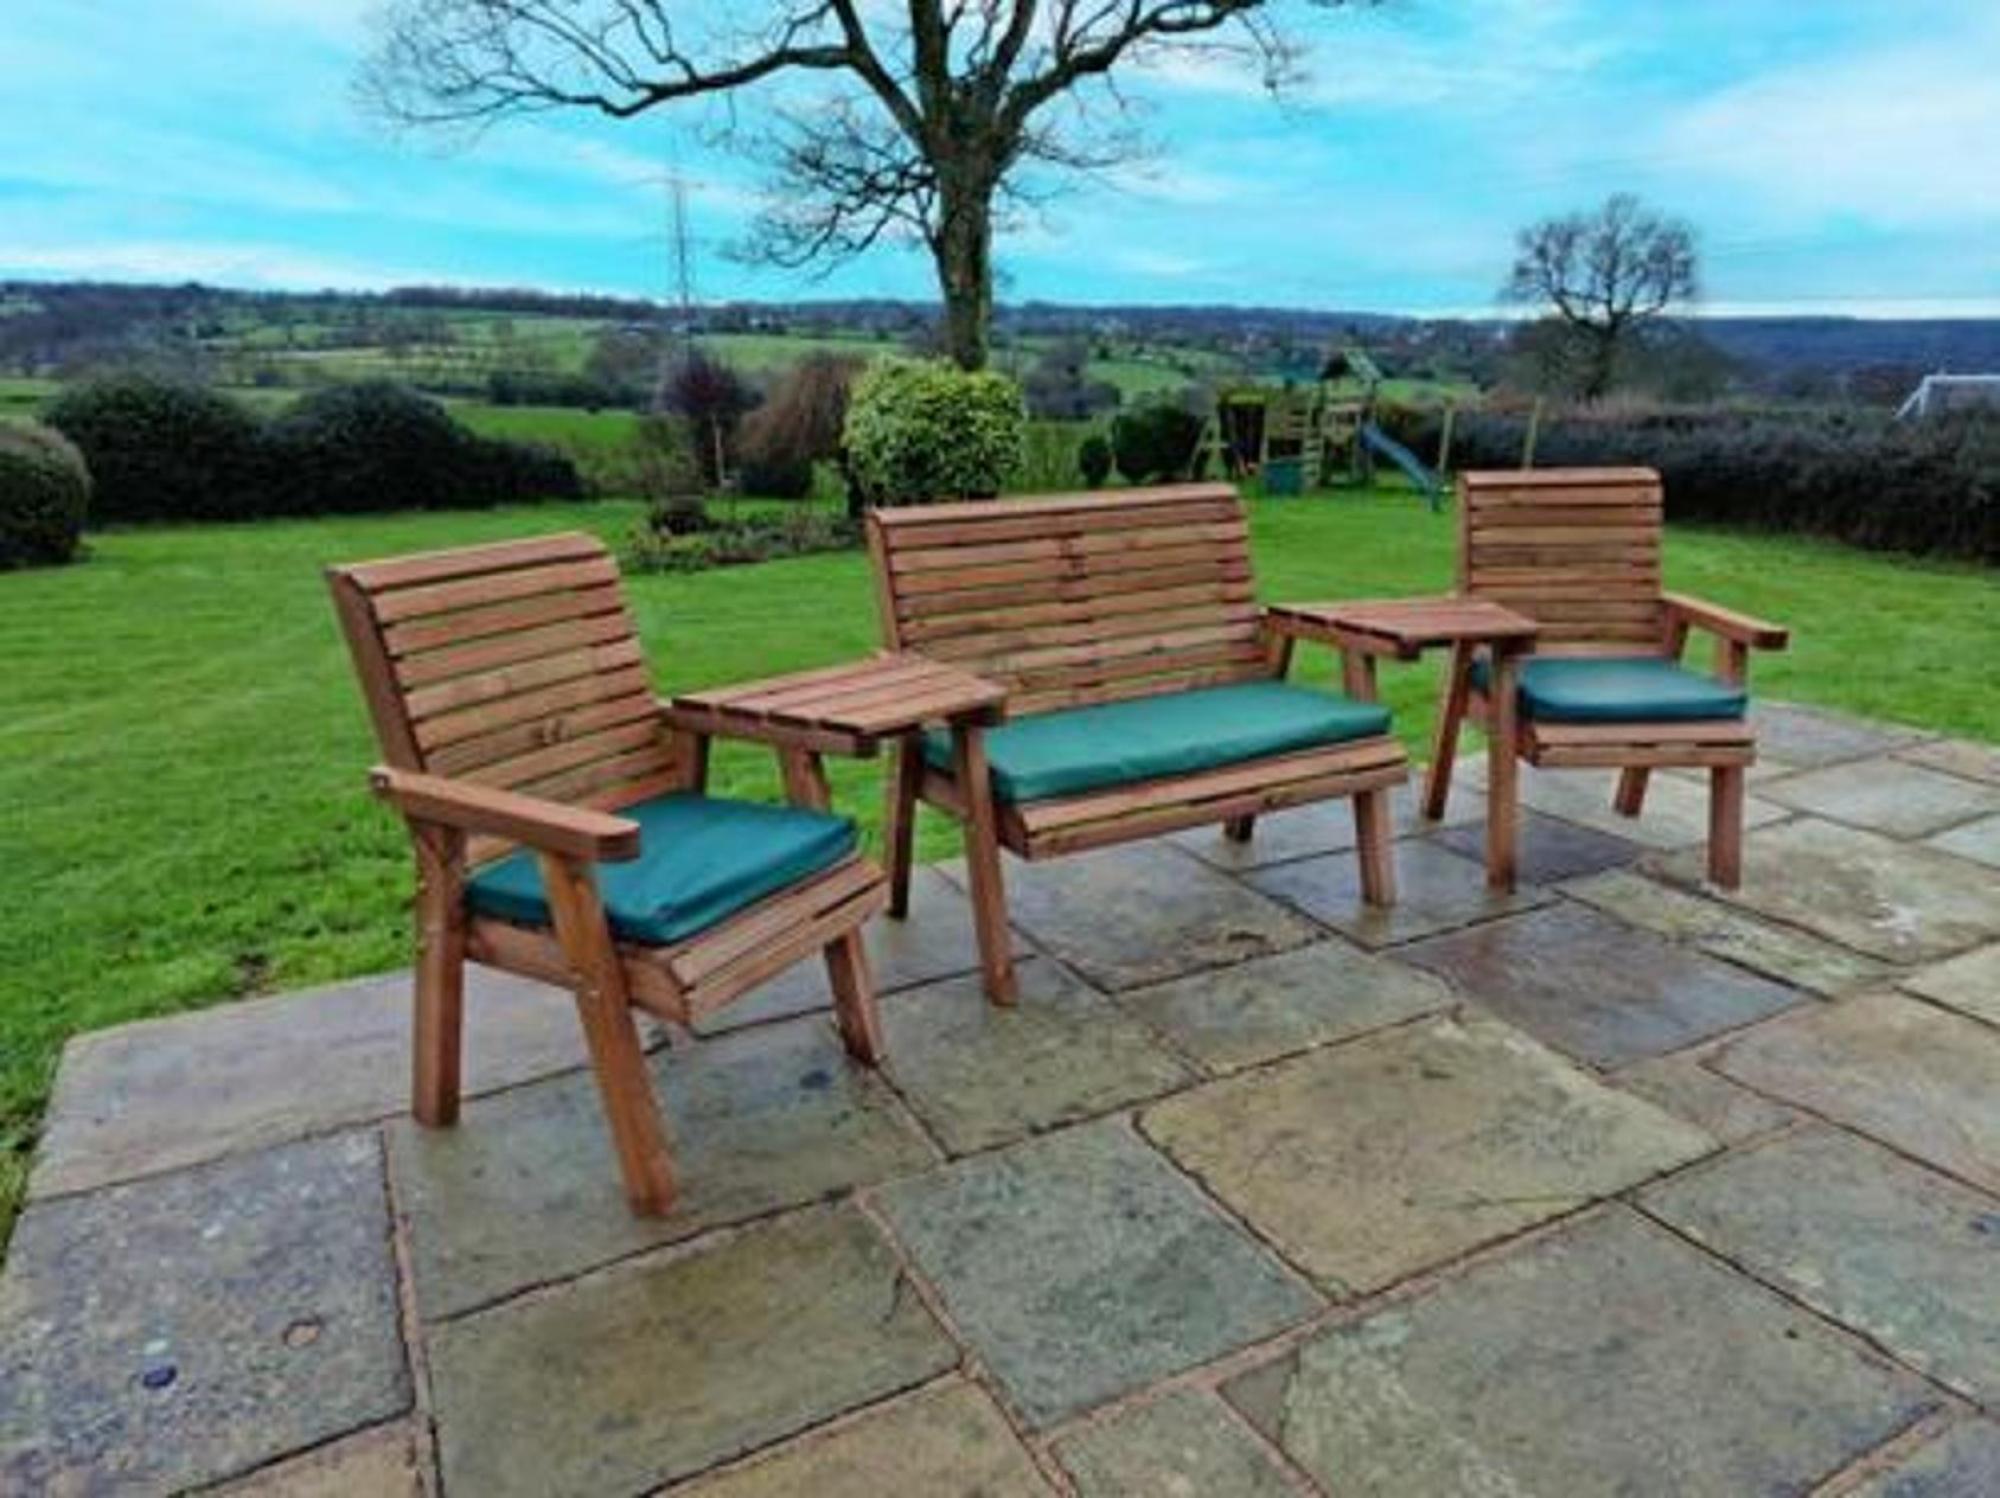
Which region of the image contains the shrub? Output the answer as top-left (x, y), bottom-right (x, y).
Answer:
top-left (1111, 401), bottom-right (1203, 483)
top-left (842, 358), bottom-right (1025, 506)
top-left (0, 421), bottom-right (90, 569)
top-left (1078, 433), bottom-right (1113, 488)
top-left (658, 349), bottom-right (756, 488)
top-left (626, 508), bottom-right (860, 573)
top-left (44, 373), bottom-right (261, 522)
top-left (738, 354), bottom-right (860, 501)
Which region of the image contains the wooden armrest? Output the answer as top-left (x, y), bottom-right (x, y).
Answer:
top-left (1662, 593), bottom-right (1789, 650)
top-left (369, 766), bottom-right (641, 862)
top-left (664, 652), bottom-right (1007, 754)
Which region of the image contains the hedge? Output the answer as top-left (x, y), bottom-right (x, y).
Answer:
top-left (0, 421), bottom-right (90, 569)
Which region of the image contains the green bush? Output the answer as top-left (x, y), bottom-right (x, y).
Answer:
top-left (1111, 401), bottom-right (1204, 483)
top-left (1078, 433), bottom-right (1113, 488)
top-left (738, 354), bottom-right (860, 501)
top-left (0, 422), bottom-right (90, 569)
top-left (626, 508), bottom-right (859, 573)
top-left (842, 358), bottom-right (1024, 506)
top-left (44, 373), bottom-right (261, 522)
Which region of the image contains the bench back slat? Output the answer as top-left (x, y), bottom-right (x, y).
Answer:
top-left (1458, 467), bottom-right (1666, 652)
top-left (868, 484), bottom-right (1270, 714)
top-left (328, 532), bottom-right (686, 861)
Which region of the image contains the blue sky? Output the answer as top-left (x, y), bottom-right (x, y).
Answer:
top-left (3, 0), bottom-right (1995, 315)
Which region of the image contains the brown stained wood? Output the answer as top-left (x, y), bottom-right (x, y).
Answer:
top-left (382, 583), bottom-right (628, 657)
top-left (1425, 641), bottom-right (1475, 820)
top-left (413, 664), bottom-right (655, 753)
top-left (1613, 767), bottom-right (1652, 817)
top-left (1661, 592), bottom-right (1790, 650)
top-left (901, 579), bottom-right (1255, 644)
top-left (676, 875), bottom-right (889, 1019)
top-left (1353, 785), bottom-right (1397, 905)
top-left (410, 822), bottom-right (466, 1127)
top-left (402, 637), bottom-right (645, 723)
top-left (338, 529), bottom-right (606, 591)
top-left (394, 610), bottom-right (637, 689)
top-left (778, 746), bottom-right (833, 811)
top-left (368, 555), bottom-right (621, 625)
top-left (884, 736), bottom-right (922, 917)
top-left (371, 767), bottom-right (641, 862)
top-left (822, 930), bottom-right (885, 1065)
top-left (951, 724), bottom-right (1018, 1005)
top-left (874, 481), bottom-right (1234, 528)
top-left (1710, 765), bottom-right (1746, 888)
top-left (669, 859), bottom-right (883, 988)
top-left (1485, 648), bottom-right (1522, 891)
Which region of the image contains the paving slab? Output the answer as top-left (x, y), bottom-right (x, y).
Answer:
top-left (30, 967), bottom-right (586, 1199)
top-left (1224, 1207), bottom-right (1936, 1498)
top-left (1899, 738), bottom-right (2000, 787)
top-left (1399, 901), bottom-right (1809, 1067)
top-left (1142, 1014), bottom-right (1712, 1296)
top-left (875, 1120), bottom-right (1319, 1429)
top-left (877, 959), bottom-right (1191, 1155)
top-left (428, 1206), bottom-right (953, 1498)
top-left (1751, 701), bottom-right (1932, 768)
top-left (1167, 781), bottom-right (1486, 871)
top-left (1246, 839), bottom-right (1551, 949)
top-left (1460, 757), bottom-right (1788, 849)
top-left (1761, 760), bottom-right (2000, 839)
top-left (944, 842), bottom-right (1319, 991)
top-left (1116, 939), bottom-right (1453, 1075)
top-left (214, 1421), bottom-right (422, 1497)
top-left (0, 1133), bottom-right (409, 1495)
top-left (1900, 944), bottom-right (2000, 1027)
top-left (1652, 818), bottom-right (2000, 964)
top-left (1612, 1052), bottom-right (1796, 1144)
top-left (1926, 813), bottom-right (2000, 870)
top-left (1434, 808), bottom-right (1645, 884)
top-left (673, 1381), bottom-right (1051, 1497)
top-left (391, 1015), bottom-right (935, 1320)
top-left (694, 869), bottom-right (1028, 1035)
top-left (1848, 1420), bottom-right (2000, 1497)
top-left (1715, 991), bottom-right (2000, 1193)
top-left (1642, 1127), bottom-right (2000, 1405)
top-left (1562, 867), bottom-right (1889, 995)
top-left (1051, 1387), bottom-right (1295, 1498)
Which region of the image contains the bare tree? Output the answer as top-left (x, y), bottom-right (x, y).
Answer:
top-left (360, 2), bottom-right (1345, 370)
top-left (1503, 193), bottom-right (1698, 399)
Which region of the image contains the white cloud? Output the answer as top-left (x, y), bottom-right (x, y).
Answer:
top-left (0, 239), bottom-right (442, 290)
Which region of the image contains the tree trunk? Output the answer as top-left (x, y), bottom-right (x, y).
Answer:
top-left (1580, 323), bottom-right (1621, 399)
top-left (933, 180), bottom-right (994, 372)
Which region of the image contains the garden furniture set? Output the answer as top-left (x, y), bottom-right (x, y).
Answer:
top-left (329, 467), bottom-right (1787, 1214)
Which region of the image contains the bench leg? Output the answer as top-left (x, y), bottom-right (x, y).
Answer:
top-left (1353, 786), bottom-right (1398, 906)
top-left (884, 736), bottom-right (921, 918)
top-left (1708, 765), bottom-right (1745, 889)
top-left (1485, 653), bottom-right (1522, 892)
top-left (1423, 642), bottom-right (1473, 820)
top-left (410, 824), bottom-right (466, 1128)
top-left (951, 725), bottom-right (1017, 1006)
top-left (1614, 767), bottom-right (1651, 817)
top-left (1223, 815), bottom-right (1256, 843)
top-left (823, 927), bottom-right (885, 1065)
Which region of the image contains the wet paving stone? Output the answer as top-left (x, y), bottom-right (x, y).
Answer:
top-left (1168, 781), bottom-right (1486, 871)
top-left (1848, 1420), bottom-right (2000, 1497)
top-left (878, 959), bottom-right (1192, 1155)
top-left (1399, 902), bottom-right (1809, 1067)
top-left (695, 869), bottom-right (1028, 1035)
top-left (945, 842), bottom-right (1319, 990)
top-left (1751, 702), bottom-right (1932, 768)
top-left (1224, 1208), bottom-right (1936, 1498)
top-left (1899, 738), bottom-right (2000, 788)
top-left (875, 1119), bottom-right (1319, 1429)
top-left (1642, 1127), bottom-right (2000, 1405)
top-left (1142, 1014), bottom-right (1712, 1295)
top-left (674, 1381), bottom-right (1051, 1497)
top-left (1460, 757), bottom-right (1788, 850)
top-left (1926, 813), bottom-right (2000, 870)
top-left (391, 1016), bottom-right (935, 1320)
top-left (31, 966), bottom-right (587, 1199)
top-left (1434, 809), bottom-right (1645, 885)
top-left (1051, 1387), bottom-right (1295, 1497)
top-left (1762, 760), bottom-right (2000, 839)
top-left (428, 1206), bottom-right (953, 1497)
top-left (1116, 940), bottom-right (1453, 1075)
top-left (1652, 818), bottom-right (2000, 964)
top-left (1246, 839), bottom-right (1551, 949)
top-left (0, 1133), bottom-right (408, 1495)
top-left (1716, 992), bottom-right (2000, 1192)
top-left (1900, 944), bottom-right (2000, 1027)
top-left (1562, 868), bottom-right (1888, 996)
top-left (1612, 1051), bottom-right (1796, 1144)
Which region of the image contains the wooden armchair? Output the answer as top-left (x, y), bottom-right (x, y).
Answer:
top-left (328, 532), bottom-right (903, 1217)
top-left (867, 483), bottom-right (1410, 1004)
top-left (1426, 468), bottom-right (1789, 887)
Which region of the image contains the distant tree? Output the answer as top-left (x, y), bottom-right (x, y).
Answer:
top-left (360, 2), bottom-right (1350, 372)
top-left (1503, 193), bottom-right (1698, 399)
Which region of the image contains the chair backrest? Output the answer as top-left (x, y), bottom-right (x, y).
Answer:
top-left (868, 483), bottom-right (1268, 716)
top-left (1457, 467), bottom-right (1666, 653)
top-left (327, 533), bottom-right (687, 854)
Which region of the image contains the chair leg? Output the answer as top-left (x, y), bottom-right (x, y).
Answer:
top-left (950, 725), bottom-right (1018, 1006)
top-left (1484, 651), bottom-right (1523, 892)
top-left (822, 927), bottom-right (885, 1065)
top-left (1353, 786), bottom-right (1398, 906)
top-left (1708, 765), bottom-right (1745, 889)
top-left (1423, 642), bottom-right (1473, 820)
top-left (537, 853), bottom-right (677, 1216)
top-left (884, 736), bottom-right (922, 918)
top-left (1614, 767), bottom-right (1651, 817)
top-left (410, 825), bottom-right (466, 1128)
top-left (1223, 815), bottom-right (1256, 843)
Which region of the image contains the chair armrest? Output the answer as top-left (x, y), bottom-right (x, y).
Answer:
top-left (1662, 593), bottom-right (1789, 650)
top-left (369, 767), bottom-right (641, 862)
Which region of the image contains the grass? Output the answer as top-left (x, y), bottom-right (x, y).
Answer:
top-left (1, 488), bottom-right (1994, 1245)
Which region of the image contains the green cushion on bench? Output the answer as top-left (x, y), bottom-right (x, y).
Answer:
top-left (1471, 655), bottom-right (1747, 723)
top-left (922, 679), bottom-right (1392, 804)
top-left (465, 792), bottom-right (858, 946)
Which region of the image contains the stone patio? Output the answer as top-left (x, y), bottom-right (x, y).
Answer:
top-left (6, 702), bottom-right (2000, 1496)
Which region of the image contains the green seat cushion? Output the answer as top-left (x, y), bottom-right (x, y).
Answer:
top-left (921, 680), bottom-right (1391, 804)
top-left (1470, 655), bottom-right (1746, 723)
top-left (465, 792), bottom-right (857, 946)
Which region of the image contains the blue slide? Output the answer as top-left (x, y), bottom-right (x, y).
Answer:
top-left (1359, 421), bottom-right (1443, 511)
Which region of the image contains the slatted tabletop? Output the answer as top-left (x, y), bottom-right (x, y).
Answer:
top-left (1269, 596), bottom-right (1540, 658)
top-left (665, 652), bottom-right (1007, 755)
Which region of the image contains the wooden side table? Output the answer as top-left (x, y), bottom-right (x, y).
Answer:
top-left (1266, 597), bottom-right (1540, 889)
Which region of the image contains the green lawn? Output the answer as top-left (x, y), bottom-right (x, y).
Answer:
top-left (1, 490), bottom-right (1994, 1244)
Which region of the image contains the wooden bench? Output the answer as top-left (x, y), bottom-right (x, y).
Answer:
top-left (1427, 467), bottom-right (1789, 887)
top-left (867, 483), bottom-right (1410, 1003)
